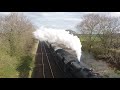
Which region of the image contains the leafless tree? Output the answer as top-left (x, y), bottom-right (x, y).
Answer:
top-left (0, 12), bottom-right (36, 56)
top-left (76, 14), bottom-right (101, 52)
top-left (97, 15), bottom-right (120, 51)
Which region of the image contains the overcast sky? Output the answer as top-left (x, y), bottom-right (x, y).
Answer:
top-left (0, 12), bottom-right (120, 31)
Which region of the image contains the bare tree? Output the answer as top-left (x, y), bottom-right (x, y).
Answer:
top-left (76, 14), bottom-right (101, 52)
top-left (0, 12), bottom-right (36, 56)
top-left (97, 15), bottom-right (120, 51)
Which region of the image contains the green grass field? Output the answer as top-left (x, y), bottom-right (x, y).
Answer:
top-left (78, 34), bottom-right (101, 42)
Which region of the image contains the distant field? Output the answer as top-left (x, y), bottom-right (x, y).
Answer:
top-left (78, 34), bottom-right (101, 42)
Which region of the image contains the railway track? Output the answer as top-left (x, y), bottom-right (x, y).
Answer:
top-left (32, 41), bottom-right (66, 78)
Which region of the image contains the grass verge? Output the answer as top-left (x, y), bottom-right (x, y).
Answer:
top-left (28, 40), bottom-right (39, 78)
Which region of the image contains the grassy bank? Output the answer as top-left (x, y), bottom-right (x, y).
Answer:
top-left (0, 53), bottom-right (19, 78)
top-left (29, 40), bottom-right (39, 78)
top-left (0, 39), bottom-right (39, 78)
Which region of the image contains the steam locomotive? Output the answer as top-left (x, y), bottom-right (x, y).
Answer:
top-left (46, 42), bottom-right (102, 78)
top-left (56, 49), bottom-right (103, 78)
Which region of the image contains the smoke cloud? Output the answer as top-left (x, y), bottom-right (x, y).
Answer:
top-left (33, 26), bottom-right (82, 61)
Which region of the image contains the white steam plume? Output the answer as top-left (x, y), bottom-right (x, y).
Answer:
top-left (33, 26), bottom-right (82, 61)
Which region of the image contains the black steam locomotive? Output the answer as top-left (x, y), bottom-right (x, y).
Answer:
top-left (55, 49), bottom-right (102, 78)
top-left (47, 42), bottom-right (102, 78)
